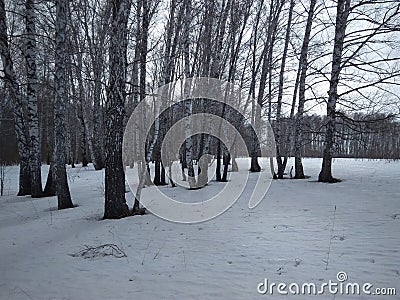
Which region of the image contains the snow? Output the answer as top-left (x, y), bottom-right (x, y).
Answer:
top-left (0, 158), bottom-right (399, 299)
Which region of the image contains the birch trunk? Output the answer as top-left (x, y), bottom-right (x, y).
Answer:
top-left (132, 0), bottom-right (144, 211)
top-left (155, 0), bottom-right (176, 186)
top-left (25, 0), bottom-right (43, 197)
top-left (252, 1), bottom-right (281, 172)
top-left (133, 94), bottom-right (160, 213)
top-left (128, 0), bottom-right (140, 174)
top-left (220, 1), bottom-right (251, 182)
top-left (92, 47), bottom-right (106, 170)
top-left (54, 0), bottom-right (73, 209)
top-left (82, 4), bottom-right (110, 170)
top-left (294, 0), bottom-right (317, 179)
top-left (196, 0), bottom-right (215, 186)
top-left (140, 0), bottom-right (154, 187)
top-left (164, 8), bottom-right (178, 187)
top-left (104, 0), bottom-right (131, 218)
top-left (92, 73), bottom-right (105, 170)
top-left (70, 29), bottom-right (93, 168)
top-left (183, 0), bottom-right (196, 189)
top-left (319, 0), bottom-right (351, 183)
top-left (44, 97), bottom-right (56, 197)
top-left (275, 0), bottom-right (294, 179)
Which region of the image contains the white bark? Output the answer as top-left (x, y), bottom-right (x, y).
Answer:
top-left (183, 0), bottom-right (196, 188)
top-left (25, 0), bottom-right (43, 197)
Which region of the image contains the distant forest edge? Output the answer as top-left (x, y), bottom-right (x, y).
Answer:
top-left (1, 99), bottom-right (399, 164)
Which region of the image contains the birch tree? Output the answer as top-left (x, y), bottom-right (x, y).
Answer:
top-left (0, 0), bottom-right (31, 196)
top-left (54, 0), bottom-right (74, 209)
top-left (252, 0), bottom-right (284, 172)
top-left (104, 0), bottom-right (131, 219)
top-left (318, 0), bottom-right (351, 182)
top-left (318, 0), bottom-right (400, 182)
top-left (161, 0), bottom-right (177, 181)
top-left (25, 0), bottom-right (43, 197)
top-left (83, 0), bottom-right (111, 171)
top-left (293, 0), bottom-right (317, 179)
top-left (274, 0), bottom-right (295, 179)
top-left (183, 0), bottom-right (196, 189)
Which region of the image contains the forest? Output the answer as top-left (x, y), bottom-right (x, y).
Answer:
top-left (0, 0), bottom-right (399, 218)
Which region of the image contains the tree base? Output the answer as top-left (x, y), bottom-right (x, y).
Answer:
top-left (250, 157), bottom-right (261, 172)
top-left (318, 177), bottom-right (341, 183)
top-left (131, 207), bottom-right (146, 216)
top-left (103, 209), bottom-right (130, 219)
top-left (17, 190), bottom-right (31, 196)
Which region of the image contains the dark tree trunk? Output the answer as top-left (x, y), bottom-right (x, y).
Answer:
top-left (78, 114), bottom-right (89, 167)
top-left (216, 142), bottom-right (221, 181)
top-left (276, 156), bottom-right (287, 179)
top-left (250, 156), bottom-right (261, 172)
top-left (252, 1), bottom-right (283, 174)
top-left (180, 148), bottom-right (187, 181)
top-left (154, 160), bottom-right (161, 185)
top-left (294, 0), bottom-right (317, 179)
top-left (44, 104), bottom-right (56, 197)
top-left (275, 0), bottom-right (294, 179)
top-left (54, 0), bottom-right (73, 209)
top-left (160, 164), bottom-right (166, 185)
top-left (294, 157), bottom-right (305, 179)
top-left (221, 152), bottom-right (230, 182)
top-left (91, 55), bottom-right (105, 170)
top-left (85, 2), bottom-right (109, 171)
top-left (44, 162), bottom-right (56, 197)
top-left (18, 163), bottom-right (31, 196)
top-left (104, 0), bottom-right (131, 218)
top-left (168, 161), bottom-right (176, 187)
top-left (319, 0), bottom-right (351, 183)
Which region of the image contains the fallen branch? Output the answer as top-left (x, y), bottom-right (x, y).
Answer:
top-left (69, 243), bottom-right (127, 259)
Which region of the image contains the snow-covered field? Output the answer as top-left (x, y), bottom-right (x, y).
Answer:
top-left (0, 158), bottom-right (399, 299)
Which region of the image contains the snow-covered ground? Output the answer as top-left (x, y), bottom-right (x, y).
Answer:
top-left (0, 158), bottom-right (399, 299)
